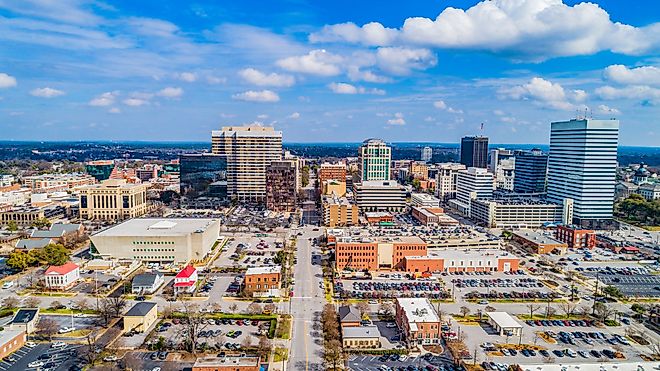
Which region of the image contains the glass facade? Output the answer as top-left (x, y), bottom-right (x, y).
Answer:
top-left (179, 154), bottom-right (228, 205)
top-left (85, 162), bottom-right (114, 181)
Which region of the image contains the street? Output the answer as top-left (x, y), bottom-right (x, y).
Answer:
top-left (288, 226), bottom-right (325, 371)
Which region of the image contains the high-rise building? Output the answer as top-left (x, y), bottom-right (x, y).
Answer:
top-left (78, 179), bottom-right (149, 221)
top-left (435, 163), bottom-right (467, 201)
top-left (358, 139), bottom-right (391, 182)
top-left (266, 160), bottom-right (298, 212)
top-left (353, 180), bottom-right (406, 212)
top-left (546, 119), bottom-right (619, 227)
top-left (460, 136), bottom-right (489, 168)
top-left (179, 154), bottom-right (227, 206)
top-left (319, 163), bottom-right (347, 184)
top-left (211, 126), bottom-right (282, 203)
top-left (489, 148), bottom-right (514, 173)
top-left (85, 160), bottom-right (115, 181)
top-left (421, 146), bottom-right (432, 162)
top-left (449, 167), bottom-right (494, 216)
top-left (514, 149), bottom-right (548, 194)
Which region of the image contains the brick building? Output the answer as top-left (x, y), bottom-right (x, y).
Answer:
top-left (402, 250), bottom-right (519, 274)
top-left (395, 298), bottom-right (442, 345)
top-left (244, 266), bottom-right (281, 295)
top-left (319, 163), bottom-right (347, 184)
top-left (555, 225), bottom-right (596, 249)
top-left (335, 236), bottom-right (427, 271)
top-left (266, 160), bottom-right (298, 212)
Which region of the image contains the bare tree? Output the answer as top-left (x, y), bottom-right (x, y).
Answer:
top-left (526, 303), bottom-right (540, 319)
top-left (579, 305), bottom-right (591, 317)
top-left (545, 305), bottom-right (557, 319)
top-left (49, 300), bottom-right (63, 310)
top-left (242, 335), bottom-right (254, 349)
top-left (2, 297), bottom-right (19, 309)
top-left (323, 339), bottom-right (343, 371)
top-left (107, 296), bottom-right (127, 318)
top-left (179, 302), bottom-right (209, 355)
top-left (594, 302), bottom-right (614, 323)
top-left (78, 333), bottom-right (100, 365)
top-left (123, 354), bottom-right (144, 371)
top-left (356, 302), bottom-right (369, 317)
top-left (73, 297), bottom-right (90, 311)
top-left (264, 303), bottom-right (277, 314)
top-left (247, 302), bottom-right (262, 314)
top-left (211, 303), bottom-right (223, 313)
top-left (559, 302), bottom-right (577, 318)
top-left (23, 296), bottom-right (39, 308)
top-left (229, 303), bottom-right (238, 313)
top-left (37, 318), bottom-right (59, 340)
top-left (460, 306), bottom-right (471, 318)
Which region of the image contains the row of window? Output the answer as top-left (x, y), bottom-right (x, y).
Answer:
top-left (133, 248), bottom-right (175, 252)
top-left (134, 256), bottom-right (175, 260)
top-left (133, 241), bottom-right (175, 245)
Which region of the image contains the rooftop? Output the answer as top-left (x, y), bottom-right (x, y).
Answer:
top-left (193, 356), bottom-right (260, 368)
top-left (125, 302), bottom-right (157, 317)
top-left (132, 273), bottom-right (163, 287)
top-left (342, 325), bottom-right (381, 338)
top-left (12, 309), bottom-right (38, 325)
top-left (338, 306), bottom-right (361, 323)
top-left (512, 229), bottom-right (565, 245)
top-left (246, 265), bottom-right (281, 275)
top-left (486, 311), bottom-right (523, 329)
top-left (0, 329), bottom-right (24, 345)
top-left (176, 265), bottom-right (197, 279)
top-left (397, 298), bottom-right (439, 323)
top-left (407, 249), bottom-right (516, 260)
top-left (45, 262), bottom-right (79, 276)
top-left (93, 218), bottom-right (218, 237)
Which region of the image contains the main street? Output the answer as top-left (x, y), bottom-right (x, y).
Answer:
top-left (288, 225), bottom-right (325, 371)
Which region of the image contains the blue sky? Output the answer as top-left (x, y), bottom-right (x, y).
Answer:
top-left (0, 0), bottom-right (658, 145)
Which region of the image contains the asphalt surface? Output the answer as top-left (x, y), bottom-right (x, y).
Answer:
top-left (287, 226), bottom-right (325, 371)
top-left (0, 343), bottom-right (82, 371)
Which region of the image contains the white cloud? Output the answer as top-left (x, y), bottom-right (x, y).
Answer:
top-left (328, 82), bottom-right (385, 95)
top-left (89, 91), bottom-right (118, 107)
top-left (387, 112), bottom-right (406, 125)
top-left (177, 72), bottom-right (197, 82)
top-left (347, 66), bottom-right (391, 83)
top-left (572, 89), bottom-right (588, 102)
top-left (108, 107), bottom-right (121, 114)
top-left (288, 112), bottom-right (301, 119)
top-left (595, 85), bottom-right (660, 101)
top-left (238, 68), bottom-right (295, 87)
top-left (232, 90), bottom-right (280, 103)
top-left (375, 47), bottom-right (437, 75)
top-left (603, 65), bottom-right (660, 86)
top-left (206, 76), bottom-right (226, 85)
top-left (500, 77), bottom-right (581, 110)
top-left (433, 100), bottom-right (463, 114)
top-left (0, 73), bottom-right (17, 88)
top-left (156, 87), bottom-right (183, 98)
top-left (257, 114), bottom-right (269, 119)
top-left (276, 49), bottom-right (343, 76)
top-left (311, 0), bottom-right (660, 60)
top-left (493, 110), bottom-right (505, 116)
top-left (424, 116), bottom-right (435, 122)
top-left (596, 104), bottom-right (621, 115)
top-left (30, 87), bottom-right (64, 98)
top-left (123, 98), bottom-right (149, 106)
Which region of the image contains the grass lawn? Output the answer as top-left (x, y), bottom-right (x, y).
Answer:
top-left (275, 315), bottom-right (291, 339)
top-left (273, 347), bottom-right (288, 362)
top-left (517, 314), bottom-right (587, 320)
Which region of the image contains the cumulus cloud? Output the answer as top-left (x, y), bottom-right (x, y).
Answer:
top-left (30, 87), bottom-right (65, 98)
top-left (347, 66), bottom-right (391, 83)
top-left (310, 0), bottom-right (660, 60)
top-left (328, 82), bottom-right (385, 95)
top-left (0, 73), bottom-right (17, 88)
top-left (123, 98), bottom-right (149, 106)
top-left (288, 112), bottom-right (301, 119)
top-left (239, 68), bottom-right (295, 87)
top-left (177, 72), bottom-right (197, 82)
top-left (595, 85), bottom-right (660, 101)
top-left (387, 112), bottom-right (406, 125)
top-left (603, 65), bottom-right (660, 86)
top-left (500, 77), bottom-right (583, 110)
top-left (596, 104), bottom-right (621, 115)
top-left (375, 47), bottom-right (437, 75)
top-left (232, 90), bottom-right (280, 102)
top-left (89, 91), bottom-right (118, 107)
top-left (276, 49), bottom-right (343, 76)
top-left (157, 87), bottom-right (183, 98)
top-left (433, 100), bottom-right (463, 114)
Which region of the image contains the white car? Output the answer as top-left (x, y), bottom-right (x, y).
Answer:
top-left (28, 361), bottom-right (44, 368)
top-left (2, 281), bottom-right (14, 289)
top-left (103, 356), bottom-right (118, 362)
top-left (58, 327), bottom-right (76, 334)
top-left (385, 322), bottom-right (396, 328)
top-left (368, 300), bottom-right (378, 304)
top-left (398, 355), bottom-right (408, 362)
top-left (25, 341), bottom-right (37, 348)
top-left (52, 341), bottom-right (67, 349)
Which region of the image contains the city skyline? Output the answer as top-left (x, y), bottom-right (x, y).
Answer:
top-left (0, 0), bottom-right (659, 145)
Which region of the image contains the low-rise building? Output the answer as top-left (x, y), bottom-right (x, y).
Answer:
top-left (638, 183), bottom-right (660, 201)
top-left (123, 302), bottom-right (157, 333)
top-left (470, 197), bottom-right (572, 229)
top-left (395, 298), bottom-right (441, 345)
top-left (411, 207), bottom-right (459, 226)
top-left (22, 173), bottom-right (96, 193)
top-left (402, 250), bottom-right (519, 274)
top-left (174, 265), bottom-right (198, 294)
top-left (78, 179), bottom-right (149, 221)
top-left (319, 162), bottom-right (347, 185)
top-left (511, 229), bottom-right (567, 255)
top-left (131, 272), bottom-right (165, 294)
top-left (353, 181), bottom-right (406, 212)
top-left (10, 309), bottom-right (39, 334)
top-left (364, 212), bottom-right (394, 225)
top-left (44, 262), bottom-right (80, 290)
top-left (555, 225), bottom-right (596, 249)
top-left (322, 194), bottom-right (358, 227)
top-left (192, 356), bottom-right (261, 371)
top-left (336, 236), bottom-right (427, 272)
top-left (0, 205), bottom-right (68, 227)
top-left (342, 326), bottom-right (381, 349)
top-left (244, 266), bottom-right (281, 296)
top-left (90, 218), bottom-right (220, 265)
top-left (0, 329), bottom-right (26, 359)
top-left (411, 193), bottom-right (440, 208)
top-left (322, 180), bottom-right (346, 197)
top-left (338, 306), bottom-right (362, 327)
top-left (486, 311), bottom-right (523, 337)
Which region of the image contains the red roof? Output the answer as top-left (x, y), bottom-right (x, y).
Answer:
top-left (176, 265), bottom-right (196, 279)
top-left (174, 281), bottom-right (195, 287)
top-left (622, 246), bottom-right (640, 252)
top-left (45, 262), bottom-right (79, 276)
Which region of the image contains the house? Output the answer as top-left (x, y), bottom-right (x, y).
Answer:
top-left (192, 356), bottom-right (261, 371)
top-left (342, 326), bottom-right (381, 349)
top-left (10, 309), bottom-right (39, 334)
top-left (173, 265), bottom-right (197, 294)
top-left (0, 329), bottom-right (26, 359)
top-left (338, 306), bottom-right (362, 327)
top-left (123, 302), bottom-right (157, 333)
top-left (44, 262), bottom-right (80, 290)
top-left (15, 238), bottom-right (53, 250)
top-left (30, 223), bottom-right (84, 245)
top-left (244, 266), bottom-right (281, 296)
top-left (131, 273), bottom-right (165, 294)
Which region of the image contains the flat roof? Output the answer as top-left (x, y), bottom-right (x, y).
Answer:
top-left (12, 309), bottom-right (38, 324)
top-left (193, 356), bottom-right (260, 367)
top-left (246, 265), bottom-right (281, 275)
top-left (397, 298), bottom-right (439, 323)
top-left (342, 325), bottom-right (381, 339)
top-left (486, 311), bottom-right (522, 329)
top-left (512, 229), bottom-right (565, 245)
top-left (0, 329), bottom-right (24, 345)
top-left (94, 218), bottom-right (218, 237)
top-left (421, 249), bottom-right (516, 260)
top-left (518, 361), bottom-right (660, 371)
top-left (125, 302), bottom-right (157, 317)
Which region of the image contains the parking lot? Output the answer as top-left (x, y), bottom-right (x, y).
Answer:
top-left (582, 266), bottom-right (660, 297)
top-left (347, 352), bottom-right (456, 371)
top-left (213, 236), bottom-right (283, 270)
top-left (335, 278), bottom-right (449, 300)
top-left (0, 342), bottom-right (82, 371)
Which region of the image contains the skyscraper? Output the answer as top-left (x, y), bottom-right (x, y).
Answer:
top-left (514, 149), bottom-right (548, 194)
top-left (546, 119), bottom-right (619, 227)
top-left (179, 154), bottom-right (227, 206)
top-left (357, 139), bottom-right (391, 182)
top-left (211, 126), bottom-right (282, 203)
top-left (421, 146), bottom-right (432, 162)
top-left (266, 160), bottom-right (298, 212)
top-left (449, 167), bottom-right (494, 217)
top-left (460, 136), bottom-right (489, 168)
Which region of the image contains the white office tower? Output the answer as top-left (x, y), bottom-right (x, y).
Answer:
top-left (435, 163), bottom-right (467, 201)
top-left (421, 146), bottom-right (432, 162)
top-left (211, 126), bottom-right (282, 203)
top-left (358, 139), bottom-right (391, 182)
top-left (494, 158), bottom-right (515, 191)
top-left (547, 119), bottom-right (619, 227)
top-left (449, 167), bottom-right (494, 216)
top-left (489, 148), bottom-right (514, 173)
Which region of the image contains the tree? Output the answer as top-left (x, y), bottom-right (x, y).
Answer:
top-left (211, 303), bottom-right (223, 313)
top-left (631, 303), bottom-right (648, 319)
top-left (526, 303), bottom-right (540, 319)
top-left (73, 297), bottom-right (89, 311)
top-left (379, 303), bottom-right (394, 316)
top-left (2, 297), bottom-right (19, 309)
top-left (40, 244), bottom-right (70, 266)
top-left (50, 300), bottom-right (63, 310)
top-left (594, 302), bottom-right (614, 323)
top-left (242, 335), bottom-right (254, 349)
top-left (257, 336), bottom-right (272, 358)
top-left (247, 302), bottom-right (262, 315)
top-left (545, 306), bottom-right (557, 319)
top-left (31, 217), bottom-right (51, 230)
top-left (264, 303), bottom-right (277, 314)
top-left (412, 178), bottom-right (421, 191)
top-left (179, 302), bottom-right (209, 354)
top-left (23, 296), bottom-right (39, 308)
top-left (323, 339), bottom-right (343, 371)
top-left (356, 302), bottom-right (369, 317)
top-left (560, 302), bottom-right (577, 318)
top-left (37, 318), bottom-right (59, 340)
top-left (579, 305), bottom-right (591, 317)
top-left (78, 333), bottom-right (100, 365)
top-left (603, 285), bottom-right (622, 299)
top-left (6, 220), bottom-right (18, 232)
top-left (484, 306), bottom-right (496, 312)
top-left (6, 250), bottom-right (34, 271)
top-left (229, 303), bottom-right (238, 313)
top-left (107, 296), bottom-right (127, 318)
top-left (459, 306), bottom-right (471, 318)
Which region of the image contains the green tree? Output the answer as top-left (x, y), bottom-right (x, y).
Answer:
top-left (6, 221), bottom-right (18, 232)
top-left (603, 285), bottom-right (622, 299)
top-left (6, 250), bottom-right (36, 270)
top-left (31, 217), bottom-right (51, 229)
top-left (412, 178), bottom-right (421, 191)
top-left (40, 244), bottom-right (71, 266)
top-left (301, 165), bottom-right (310, 187)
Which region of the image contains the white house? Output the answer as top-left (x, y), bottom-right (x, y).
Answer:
top-left (173, 265), bottom-right (197, 294)
top-left (44, 262), bottom-right (80, 290)
top-left (131, 272), bottom-right (165, 294)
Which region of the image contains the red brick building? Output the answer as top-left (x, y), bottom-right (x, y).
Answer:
top-left (244, 266), bottom-right (281, 294)
top-left (556, 225), bottom-right (596, 249)
top-left (319, 163), bottom-right (347, 184)
top-left (335, 236), bottom-right (426, 271)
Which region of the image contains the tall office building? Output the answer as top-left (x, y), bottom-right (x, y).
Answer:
top-left (435, 163), bottom-right (467, 201)
top-left (211, 126), bottom-right (282, 203)
top-left (266, 160), bottom-right (298, 212)
top-left (460, 136), bottom-right (489, 169)
top-left (489, 148), bottom-right (514, 173)
top-left (421, 146), bottom-right (432, 162)
top-left (357, 139), bottom-right (391, 182)
top-left (546, 119), bottom-right (619, 227)
top-left (179, 154), bottom-right (227, 205)
top-left (514, 149), bottom-right (548, 194)
top-left (449, 167), bottom-right (494, 216)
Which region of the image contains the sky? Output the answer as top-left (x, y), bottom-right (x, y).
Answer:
top-left (0, 0), bottom-right (658, 145)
